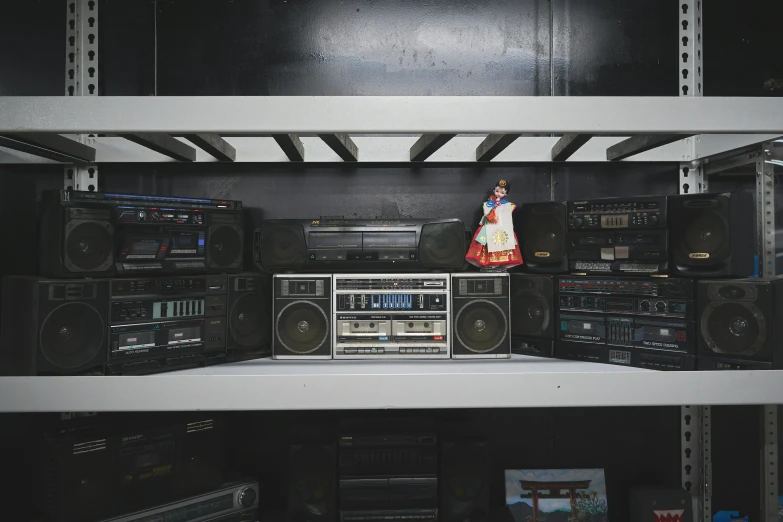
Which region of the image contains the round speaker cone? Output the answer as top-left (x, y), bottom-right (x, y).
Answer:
top-left (40, 302), bottom-right (104, 370)
top-left (704, 302), bottom-right (764, 356)
top-left (263, 226), bottom-right (305, 267)
top-left (683, 210), bottom-right (728, 257)
top-left (276, 301), bottom-right (328, 354)
top-left (66, 222), bottom-right (112, 271)
top-left (230, 293), bottom-right (264, 347)
top-left (511, 290), bottom-right (549, 336)
top-left (455, 300), bottom-right (507, 353)
top-left (208, 226), bottom-right (242, 267)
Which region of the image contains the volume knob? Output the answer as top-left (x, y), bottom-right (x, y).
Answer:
top-left (648, 214), bottom-right (659, 226)
top-left (655, 301), bottom-right (667, 313)
top-left (237, 487), bottom-right (257, 508)
top-left (572, 217), bottom-right (584, 229)
top-left (639, 300), bottom-right (651, 312)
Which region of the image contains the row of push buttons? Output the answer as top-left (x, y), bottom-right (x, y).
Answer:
top-left (344, 348), bottom-right (385, 354)
top-left (400, 348), bottom-right (440, 354)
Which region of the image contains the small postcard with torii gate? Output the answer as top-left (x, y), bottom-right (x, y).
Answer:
top-left (505, 468), bottom-right (608, 522)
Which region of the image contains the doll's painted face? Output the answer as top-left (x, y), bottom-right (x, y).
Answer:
top-left (493, 186), bottom-right (508, 199)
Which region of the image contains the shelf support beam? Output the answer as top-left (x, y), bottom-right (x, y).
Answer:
top-left (272, 134), bottom-right (305, 162)
top-left (121, 133), bottom-right (197, 162)
top-left (410, 134), bottom-right (456, 161)
top-left (0, 134), bottom-right (95, 163)
top-left (318, 133), bottom-right (358, 161)
top-left (607, 134), bottom-right (694, 161)
top-left (551, 134), bottom-right (592, 161)
top-left (762, 405), bottom-right (778, 522)
top-left (681, 405), bottom-right (711, 522)
top-left (476, 134), bottom-right (520, 161)
top-left (182, 134), bottom-right (236, 162)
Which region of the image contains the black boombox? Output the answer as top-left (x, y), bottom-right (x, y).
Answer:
top-left (255, 218), bottom-right (466, 271)
top-left (40, 190), bottom-right (244, 278)
top-left (38, 414), bottom-right (224, 522)
top-left (0, 273), bottom-right (272, 376)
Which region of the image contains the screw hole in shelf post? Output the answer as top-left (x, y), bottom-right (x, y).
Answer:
top-left (682, 52), bottom-right (689, 63)
top-left (682, 36), bottom-right (688, 47)
top-left (681, 3), bottom-right (688, 14)
top-left (682, 85), bottom-right (689, 95)
top-left (88, 17), bottom-right (95, 27)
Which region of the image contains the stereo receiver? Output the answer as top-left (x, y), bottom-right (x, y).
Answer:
top-left (333, 274), bottom-right (450, 359)
top-left (568, 196), bottom-right (667, 230)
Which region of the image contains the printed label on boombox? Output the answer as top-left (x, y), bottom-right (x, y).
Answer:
top-left (555, 342), bottom-right (695, 371)
top-left (557, 313), bottom-right (693, 353)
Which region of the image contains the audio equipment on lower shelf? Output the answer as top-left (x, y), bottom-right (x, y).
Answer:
top-left (39, 415), bottom-right (223, 522)
top-left (338, 430), bottom-right (438, 522)
top-left (629, 487), bottom-right (692, 522)
top-left (274, 275), bottom-right (332, 359)
top-left (510, 274), bottom-right (553, 357)
top-left (557, 276), bottom-right (694, 318)
top-left (333, 274), bottom-right (450, 359)
top-left (516, 202), bottom-right (568, 273)
top-left (0, 276), bottom-right (109, 375)
top-left (555, 342), bottom-right (695, 370)
top-left (567, 229), bottom-right (669, 275)
top-left (40, 190), bottom-right (244, 278)
top-left (451, 273), bottom-right (511, 359)
top-left (288, 442), bottom-right (337, 522)
top-left (226, 273), bottom-right (273, 363)
top-left (697, 278), bottom-right (783, 370)
top-left (669, 192), bottom-right (756, 278)
top-left (256, 218), bottom-right (466, 271)
top-left (107, 275), bottom-right (229, 375)
top-left (100, 480), bottom-right (259, 522)
top-left (568, 196), bottom-right (667, 231)
top-left (440, 439), bottom-right (489, 522)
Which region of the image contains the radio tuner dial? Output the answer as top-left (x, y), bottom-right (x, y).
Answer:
top-left (572, 217), bottom-right (584, 228)
top-left (655, 301), bottom-right (667, 312)
top-left (237, 487), bottom-right (257, 508)
top-left (639, 300), bottom-right (651, 312)
top-left (648, 214), bottom-right (658, 226)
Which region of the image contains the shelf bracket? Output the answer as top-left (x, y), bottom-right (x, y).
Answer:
top-left (476, 134), bottom-right (520, 161)
top-left (679, 163), bottom-right (707, 195)
top-left (551, 134), bottom-right (592, 161)
top-left (608, 134), bottom-right (694, 161)
top-left (121, 133), bottom-right (197, 162)
top-left (756, 143), bottom-right (776, 278)
top-left (64, 0), bottom-right (100, 190)
top-left (272, 134), bottom-right (305, 162)
top-left (183, 134), bottom-right (236, 162)
top-left (318, 133), bottom-right (358, 162)
top-left (0, 134), bottom-right (95, 163)
top-left (762, 405), bottom-right (778, 522)
top-left (682, 405), bottom-right (712, 522)
top-left (410, 134), bottom-right (456, 161)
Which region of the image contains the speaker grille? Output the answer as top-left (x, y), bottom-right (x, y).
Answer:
top-left (276, 301), bottom-right (329, 354)
top-left (519, 203), bottom-right (566, 263)
top-left (261, 223), bottom-right (307, 269)
top-left (454, 300), bottom-right (508, 353)
top-left (702, 301), bottom-right (767, 356)
top-left (65, 221), bottom-right (113, 272)
top-left (39, 302), bottom-right (104, 370)
top-left (671, 196), bottom-right (731, 264)
top-left (230, 293), bottom-right (267, 348)
top-left (208, 225), bottom-right (243, 268)
top-left (419, 222), bottom-right (465, 268)
top-left (510, 282), bottom-right (550, 338)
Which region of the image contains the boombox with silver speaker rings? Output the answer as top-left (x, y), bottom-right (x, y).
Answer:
top-left (39, 190), bottom-right (244, 278)
top-left (333, 274), bottom-right (450, 359)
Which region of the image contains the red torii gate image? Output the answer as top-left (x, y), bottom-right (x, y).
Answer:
top-left (518, 479), bottom-right (592, 521)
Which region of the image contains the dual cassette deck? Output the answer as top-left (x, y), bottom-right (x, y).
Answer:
top-left (333, 274), bottom-right (450, 359)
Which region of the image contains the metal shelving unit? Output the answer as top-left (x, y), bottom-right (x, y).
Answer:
top-left (0, 1), bottom-right (781, 520)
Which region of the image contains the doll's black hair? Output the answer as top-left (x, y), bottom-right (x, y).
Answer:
top-left (494, 179), bottom-right (511, 193)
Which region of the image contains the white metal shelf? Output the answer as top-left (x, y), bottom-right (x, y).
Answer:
top-left (1, 355), bottom-right (781, 412)
top-left (2, 96), bottom-right (783, 134)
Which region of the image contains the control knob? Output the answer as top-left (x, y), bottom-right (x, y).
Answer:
top-left (237, 487), bottom-right (257, 508)
top-left (138, 211), bottom-right (146, 220)
top-left (655, 301), bottom-right (667, 313)
top-left (648, 214), bottom-right (658, 226)
top-left (639, 300), bottom-right (651, 312)
top-left (572, 217), bottom-right (584, 229)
